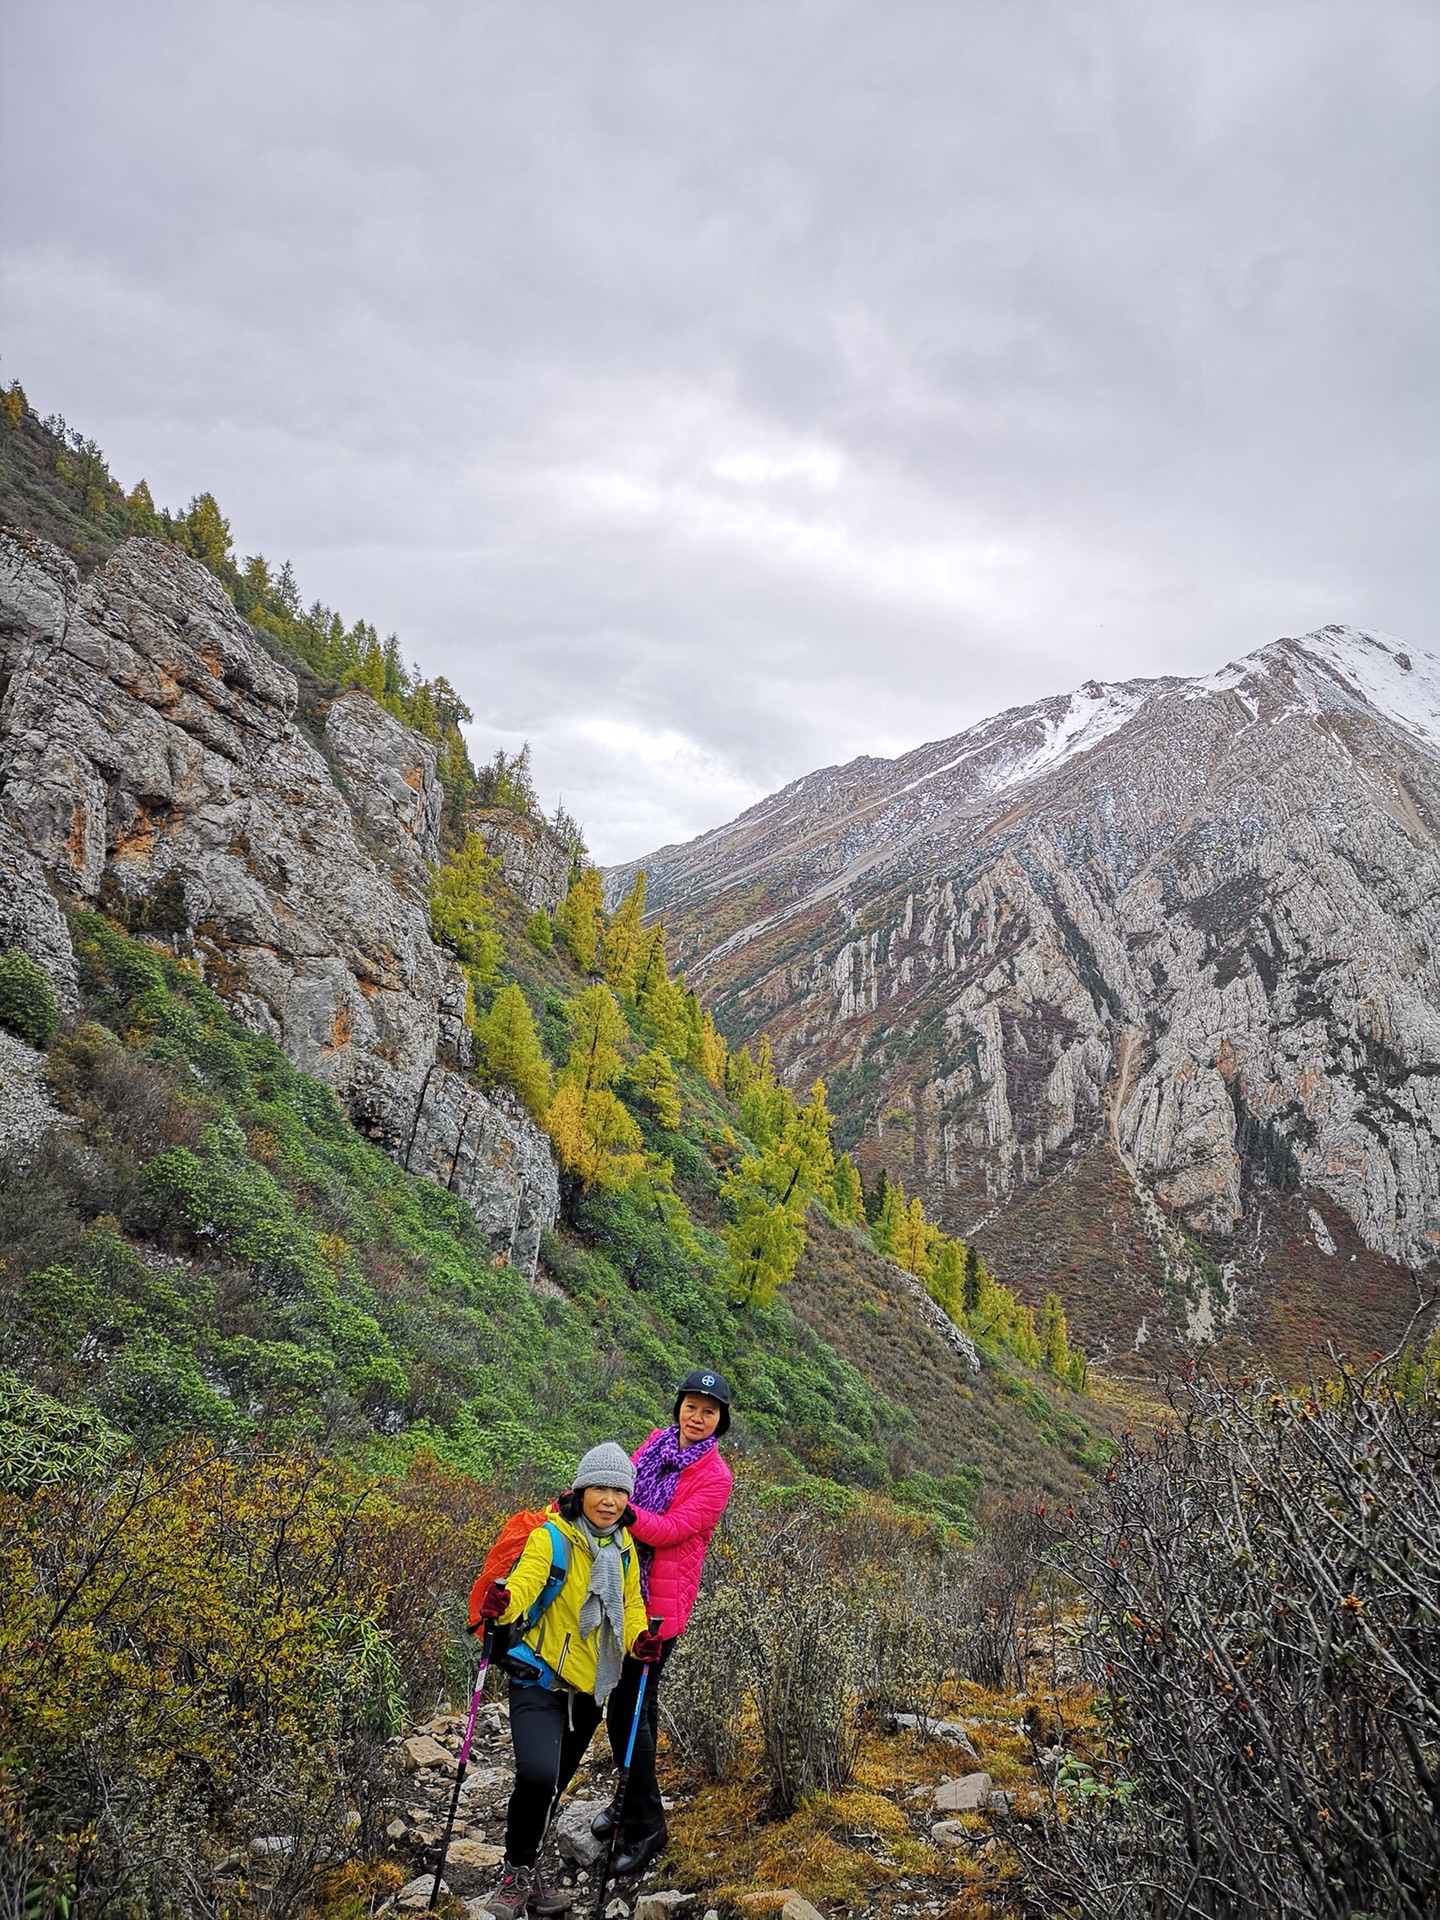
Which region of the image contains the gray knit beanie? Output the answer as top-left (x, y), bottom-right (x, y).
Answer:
top-left (573, 1441), bottom-right (636, 1497)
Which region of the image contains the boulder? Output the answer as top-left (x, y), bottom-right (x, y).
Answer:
top-left (892, 1713), bottom-right (978, 1755)
top-left (403, 1734), bottom-right (455, 1773)
top-left (554, 1797), bottom-right (611, 1866)
top-left (933, 1772), bottom-right (992, 1813)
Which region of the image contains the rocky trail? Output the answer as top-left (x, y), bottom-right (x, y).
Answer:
top-left (376, 1692), bottom-right (1038, 1919)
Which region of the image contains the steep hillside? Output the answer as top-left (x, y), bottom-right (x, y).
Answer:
top-left (0, 429), bottom-right (1102, 1515)
top-left (611, 629), bottom-right (1440, 1372)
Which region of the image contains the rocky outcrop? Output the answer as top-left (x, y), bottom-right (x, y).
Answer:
top-left (0, 529), bottom-right (558, 1275)
top-left (475, 808), bottom-right (570, 913)
top-left (323, 690), bottom-right (442, 892)
top-left (614, 626), bottom-right (1440, 1357)
top-left (0, 1029), bottom-right (64, 1161)
top-left (0, 813), bottom-right (79, 1010)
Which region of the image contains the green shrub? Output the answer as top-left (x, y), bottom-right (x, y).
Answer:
top-left (0, 947), bottom-right (59, 1048)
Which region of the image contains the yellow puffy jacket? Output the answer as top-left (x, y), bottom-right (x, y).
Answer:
top-left (499, 1511), bottom-right (647, 1695)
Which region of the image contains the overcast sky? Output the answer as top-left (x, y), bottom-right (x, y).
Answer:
top-left (3, 2), bottom-right (1436, 862)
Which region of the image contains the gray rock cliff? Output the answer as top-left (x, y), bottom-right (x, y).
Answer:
top-left (0, 529), bottom-right (558, 1274)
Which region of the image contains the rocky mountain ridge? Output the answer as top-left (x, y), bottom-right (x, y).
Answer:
top-left (0, 528), bottom-right (560, 1275)
top-left (610, 626), bottom-right (1440, 1367)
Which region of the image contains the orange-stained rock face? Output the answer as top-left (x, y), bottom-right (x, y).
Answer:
top-left (0, 529), bottom-right (558, 1276)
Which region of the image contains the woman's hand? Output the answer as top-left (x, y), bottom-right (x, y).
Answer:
top-left (476, 1578), bottom-right (509, 1622)
top-left (632, 1628), bottom-right (664, 1665)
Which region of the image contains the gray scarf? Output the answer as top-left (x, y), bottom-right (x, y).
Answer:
top-left (575, 1515), bottom-right (627, 1705)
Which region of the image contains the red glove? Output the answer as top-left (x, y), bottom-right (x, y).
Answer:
top-left (633, 1629), bottom-right (664, 1666)
top-left (477, 1579), bottom-right (509, 1623)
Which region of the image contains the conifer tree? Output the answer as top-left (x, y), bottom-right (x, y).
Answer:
top-left (181, 492), bottom-right (233, 571)
top-left (830, 1153), bottom-right (865, 1224)
top-left (791, 1081), bottom-right (837, 1194)
top-left (476, 983), bottom-right (552, 1120)
top-left (962, 1241), bottom-right (984, 1316)
top-left (603, 872), bottom-right (647, 994)
top-left (547, 1081), bottom-right (644, 1191)
top-left (929, 1237), bottom-right (966, 1319)
top-left (555, 866), bottom-right (604, 972)
top-left (696, 1007), bottom-right (727, 1088)
top-left (755, 1033), bottom-right (775, 1087)
top-left (636, 926), bottom-right (690, 1057)
top-left (895, 1195), bottom-right (937, 1278)
top-left (864, 1166), bottom-right (890, 1225)
top-left (1040, 1292), bottom-right (1071, 1376)
top-left (525, 908), bottom-right (553, 954)
top-left (725, 1043), bottom-right (757, 1102)
top-left (723, 1166), bottom-right (807, 1308)
top-left (628, 1047), bottom-right (682, 1130)
top-left (429, 834), bottom-right (502, 987)
top-left (633, 921), bottom-right (667, 1000)
top-left (544, 984), bottom-right (643, 1190)
top-left (872, 1178), bottom-right (905, 1256)
top-left (1012, 1303), bottom-right (1042, 1367)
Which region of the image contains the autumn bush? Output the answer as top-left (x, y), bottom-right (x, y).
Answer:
top-left (0, 1440), bottom-right (500, 1920)
top-left (1010, 1358), bottom-right (1440, 1920)
top-left (662, 1477), bottom-right (1045, 1813)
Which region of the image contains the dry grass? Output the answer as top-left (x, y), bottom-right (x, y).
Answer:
top-left (663, 1677), bottom-right (1092, 1915)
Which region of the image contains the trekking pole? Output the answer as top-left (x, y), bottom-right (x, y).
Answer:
top-left (589, 1616), bottom-right (663, 1920)
top-left (429, 1621), bottom-right (496, 1910)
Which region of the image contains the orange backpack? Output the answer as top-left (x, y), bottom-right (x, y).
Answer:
top-left (468, 1506), bottom-right (566, 1633)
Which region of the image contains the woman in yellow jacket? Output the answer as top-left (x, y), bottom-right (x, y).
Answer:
top-left (474, 1443), bottom-right (658, 1918)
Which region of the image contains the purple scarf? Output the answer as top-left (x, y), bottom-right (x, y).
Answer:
top-left (631, 1425), bottom-right (718, 1596)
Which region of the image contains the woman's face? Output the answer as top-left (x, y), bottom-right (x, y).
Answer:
top-left (677, 1393), bottom-right (723, 1446)
top-left (581, 1483), bottom-right (628, 1529)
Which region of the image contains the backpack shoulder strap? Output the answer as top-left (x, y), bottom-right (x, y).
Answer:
top-left (516, 1521), bottom-right (571, 1631)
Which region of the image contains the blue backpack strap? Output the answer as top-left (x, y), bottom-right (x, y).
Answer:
top-left (516, 1521), bottom-right (570, 1631)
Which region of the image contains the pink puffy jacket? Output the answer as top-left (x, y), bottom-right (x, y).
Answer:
top-left (626, 1430), bottom-right (733, 1641)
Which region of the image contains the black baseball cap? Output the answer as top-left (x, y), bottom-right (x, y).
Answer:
top-left (674, 1367), bottom-right (732, 1435)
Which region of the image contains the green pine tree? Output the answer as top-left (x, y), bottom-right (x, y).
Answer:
top-left (476, 984), bottom-right (552, 1120)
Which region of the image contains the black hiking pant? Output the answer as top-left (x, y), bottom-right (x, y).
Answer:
top-left (505, 1680), bottom-right (603, 1865)
top-left (603, 1641), bottom-right (675, 1841)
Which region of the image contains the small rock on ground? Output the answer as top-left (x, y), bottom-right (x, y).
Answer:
top-left (635, 1894), bottom-right (693, 1920)
top-left (931, 1822), bottom-right (969, 1850)
top-left (782, 1900), bottom-right (826, 1920)
top-left (397, 1875), bottom-right (444, 1908)
top-left (404, 1734), bottom-right (456, 1772)
top-left (445, 1839), bottom-right (505, 1869)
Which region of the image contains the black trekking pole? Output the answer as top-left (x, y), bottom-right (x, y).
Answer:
top-left (589, 1617), bottom-right (663, 1920)
top-left (429, 1621), bottom-right (496, 1909)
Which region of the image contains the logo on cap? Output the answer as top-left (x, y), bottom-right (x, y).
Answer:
top-left (701, 1373), bottom-right (715, 1387)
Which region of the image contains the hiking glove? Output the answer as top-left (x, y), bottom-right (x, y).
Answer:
top-left (633, 1629), bottom-right (664, 1665)
top-left (477, 1579), bottom-right (509, 1622)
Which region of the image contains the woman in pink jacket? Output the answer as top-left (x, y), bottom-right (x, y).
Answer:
top-left (591, 1368), bottom-right (734, 1874)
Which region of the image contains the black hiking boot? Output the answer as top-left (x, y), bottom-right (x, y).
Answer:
top-left (612, 1825), bottom-right (667, 1876)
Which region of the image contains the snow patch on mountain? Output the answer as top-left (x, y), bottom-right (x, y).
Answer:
top-left (1289, 625), bottom-right (1440, 754)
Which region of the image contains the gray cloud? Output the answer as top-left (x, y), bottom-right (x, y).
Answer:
top-left (3, 0), bottom-right (1436, 859)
